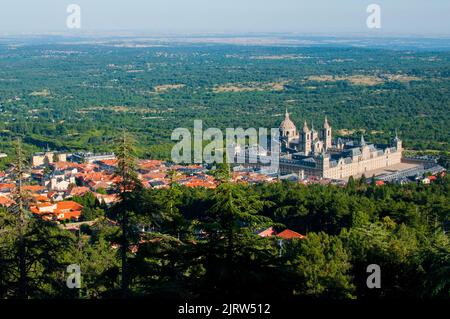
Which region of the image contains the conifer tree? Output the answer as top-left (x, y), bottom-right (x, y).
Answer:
top-left (11, 138), bottom-right (30, 298)
top-left (209, 161), bottom-right (268, 263)
top-left (113, 130), bottom-right (142, 298)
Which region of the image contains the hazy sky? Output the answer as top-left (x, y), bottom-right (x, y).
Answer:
top-left (0, 0), bottom-right (449, 35)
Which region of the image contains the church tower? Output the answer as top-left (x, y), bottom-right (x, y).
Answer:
top-left (300, 120), bottom-right (312, 156)
top-left (360, 134), bottom-right (370, 160)
top-left (320, 116), bottom-right (332, 150)
top-left (391, 129), bottom-right (402, 151)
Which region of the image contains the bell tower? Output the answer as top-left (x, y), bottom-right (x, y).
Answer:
top-left (391, 129), bottom-right (402, 151)
top-left (300, 120), bottom-right (312, 156)
top-left (320, 116), bottom-right (332, 150)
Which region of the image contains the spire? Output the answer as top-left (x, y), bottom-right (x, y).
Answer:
top-left (395, 128), bottom-right (399, 139)
top-left (285, 107), bottom-right (289, 119)
top-left (311, 120), bottom-right (315, 131)
top-left (323, 116), bottom-right (330, 129)
top-left (360, 134), bottom-right (366, 146)
top-left (303, 120), bottom-right (309, 133)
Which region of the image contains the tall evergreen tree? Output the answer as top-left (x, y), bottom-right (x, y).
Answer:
top-left (112, 130), bottom-right (142, 298)
top-left (0, 139), bottom-right (73, 299)
top-left (12, 138), bottom-right (29, 298)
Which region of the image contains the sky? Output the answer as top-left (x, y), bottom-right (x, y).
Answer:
top-left (0, 0), bottom-right (449, 36)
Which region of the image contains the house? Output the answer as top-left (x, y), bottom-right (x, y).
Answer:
top-left (30, 200), bottom-right (83, 222)
top-left (32, 194), bottom-right (51, 203)
top-left (0, 195), bottom-right (15, 207)
top-left (138, 160), bottom-right (165, 172)
top-left (96, 159), bottom-right (118, 172)
top-left (54, 201), bottom-right (83, 221)
top-left (32, 151), bottom-right (68, 167)
top-left (50, 178), bottom-right (74, 191)
top-left (277, 229), bottom-right (306, 240)
top-left (257, 227), bottom-right (306, 240)
top-left (149, 180), bottom-right (167, 189)
top-left (66, 186), bottom-right (90, 197)
top-left (0, 183), bottom-right (15, 195)
top-left (95, 193), bottom-right (119, 206)
top-left (257, 227), bottom-right (277, 237)
top-left (22, 185), bottom-right (47, 193)
top-left (47, 191), bottom-right (65, 202)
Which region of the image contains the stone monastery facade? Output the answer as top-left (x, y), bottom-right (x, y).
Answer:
top-left (278, 110), bottom-right (403, 179)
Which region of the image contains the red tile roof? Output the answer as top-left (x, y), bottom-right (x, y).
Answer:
top-left (56, 201), bottom-right (83, 212)
top-left (0, 195), bottom-right (15, 207)
top-left (52, 162), bottom-right (82, 170)
top-left (67, 186), bottom-right (90, 196)
top-left (22, 185), bottom-right (46, 192)
top-left (98, 159), bottom-right (118, 167)
top-left (138, 160), bottom-right (165, 170)
top-left (277, 229), bottom-right (306, 240)
top-left (257, 227), bottom-right (277, 237)
top-left (33, 194), bottom-right (51, 202)
top-left (0, 183), bottom-right (15, 191)
top-left (30, 200), bottom-right (83, 221)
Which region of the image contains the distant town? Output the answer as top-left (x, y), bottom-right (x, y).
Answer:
top-left (0, 147), bottom-right (445, 225)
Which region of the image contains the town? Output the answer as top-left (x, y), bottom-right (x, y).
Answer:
top-left (0, 146), bottom-right (445, 225)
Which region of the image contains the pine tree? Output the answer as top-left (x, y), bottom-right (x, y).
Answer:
top-left (209, 162), bottom-right (267, 263)
top-left (11, 138), bottom-right (30, 299)
top-left (113, 130), bottom-right (142, 298)
top-left (0, 139), bottom-right (73, 298)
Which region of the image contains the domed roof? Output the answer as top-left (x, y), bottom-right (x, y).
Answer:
top-left (280, 110), bottom-right (297, 131)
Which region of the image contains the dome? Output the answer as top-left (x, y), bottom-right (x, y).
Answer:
top-left (280, 111), bottom-right (297, 131)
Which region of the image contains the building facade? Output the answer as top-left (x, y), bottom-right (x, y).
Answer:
top-left (276, 110), bottom-right (403, 179)
top-left (32, 151), bottom-right (67, 167)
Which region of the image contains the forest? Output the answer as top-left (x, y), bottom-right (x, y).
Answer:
top-left (0, 37), bottom-right (449, 163)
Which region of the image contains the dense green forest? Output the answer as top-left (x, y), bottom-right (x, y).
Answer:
top-left (1, 138), bottom-right (449, 299)
top-left (0, 37), bottom-right (449, 160)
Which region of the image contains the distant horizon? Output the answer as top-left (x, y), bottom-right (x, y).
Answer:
top-left (1, 1), bottom-right (450, 36)
top-left (1, 31), bottom-right (450, 37)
